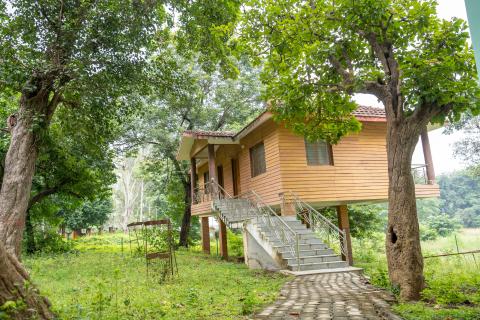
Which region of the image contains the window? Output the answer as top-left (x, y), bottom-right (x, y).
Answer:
top-left (250, 142), bottom-right (266, 177)
top-left (305, 138), bottom-right (333, 165)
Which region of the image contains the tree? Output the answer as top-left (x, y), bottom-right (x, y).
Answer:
top-left (119, 54), bottom-right (263, 247)
top-left (0, 0), bottom-right (242, 316)
top-left (452, 116), bottom-right (480, 175)
top-left (115, 157), bottom-right (141, 232)
top-left (438, 171), bottom-right (480, 227)
top-left (240, 0), bottom-right (480, 300)
top-left (62, 199), bottom-right (112, 232)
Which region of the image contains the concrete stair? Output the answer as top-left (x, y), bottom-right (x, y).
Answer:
top-left (253, 217), bottom-right (348, 271)
top-left (213, 196), bottom-right (350, 272)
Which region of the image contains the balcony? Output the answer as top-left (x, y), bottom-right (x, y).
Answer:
top-left (411, 164), bottom-right (431, 185)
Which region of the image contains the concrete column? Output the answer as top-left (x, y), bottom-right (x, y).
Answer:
top-left (190, 157), bottom-right (197, 204)
top-left (201, 217), bottom-right (210, 254)
top-left (219, 219), bottom-right (228, 260)
top-left (336, 205), bottom-right (353, 266)
top-left (421, 127), bottom-right (435, 184)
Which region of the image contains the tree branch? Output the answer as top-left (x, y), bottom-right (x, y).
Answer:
top-left (28, 180), bottom-right (69, 210)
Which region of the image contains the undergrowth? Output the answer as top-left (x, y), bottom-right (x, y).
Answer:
top-left (353, 229), bottom-right (480, 320)
top-left (24, 233), bottom-right (288, 320)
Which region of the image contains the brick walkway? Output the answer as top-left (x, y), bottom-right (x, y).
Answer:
top-left (254, 272), bottom-right (402, 320)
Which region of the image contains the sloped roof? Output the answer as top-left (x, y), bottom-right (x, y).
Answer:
top-left (177, 105), bottom-right (386, 160)
top-left (352, 106), bottom-right (386, 118)
top-left (182, 130), bottom-right (235, 138)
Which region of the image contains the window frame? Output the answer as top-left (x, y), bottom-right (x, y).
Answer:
top-left (304, 138), bottom-right (334, 166)
top-left (249, 141), bottom-right (267, 177)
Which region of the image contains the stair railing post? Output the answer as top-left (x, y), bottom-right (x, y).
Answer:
top-left (308, 209), bottom-right (314, 232)
top-left (295, 234), bottom-right (301, 271)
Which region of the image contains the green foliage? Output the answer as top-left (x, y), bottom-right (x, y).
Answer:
top-left (318, 204), bottom-right (385, 239)
top-left (449, 115), bottom-right (480, 174)
top-left (118, 56), bottom-right (263, 245)
top-left (425, 214), bottom-right (460, 238)
top-left (24, 233), bottom-right (289, 319)
top-left (227, 230), bottom-right (244, 257)
top-left (438, 171), bottom-right (480, 227)
top-left (355, 229), bottom-right (480, 319)
top-left (33, 231), bottom-right (74, 255)
top-left (419, 224), bottom-right (438, 242)
top-left (239, 0), bottom-right (480, 141)
top-left (62, 199), bottom-right (113, 230)
top-left (0, 299), bottom-right (27, 320)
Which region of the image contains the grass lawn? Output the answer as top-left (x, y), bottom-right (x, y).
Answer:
top-left (24, 229), bottom-right (480, 319)
top-left (354, 228), bottom-right (480, 320)
top-left (24, 233), bottom-right (289, 320)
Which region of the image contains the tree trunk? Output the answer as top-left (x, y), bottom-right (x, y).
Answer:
top-left (0, 241), bottom-right (54, 319)
top-left (25, 210), bottom-right (37, 255)
top-left (385, 120), bottom-right (425, 301)
top-left (0, 96), bottom-right (42, 257)
top-left (178, 179), bottom-right (192, 247)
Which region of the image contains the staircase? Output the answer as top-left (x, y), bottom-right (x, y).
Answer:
top-left (253, 216), bottom-right (348, 271)
top-left (210, 183), bottom-right (358, 273)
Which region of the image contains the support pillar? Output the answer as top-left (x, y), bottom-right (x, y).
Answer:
top-left (421, 127), bottom-right (435, 184)
top-left (201, 217), bottom-right (210, 254)
top-left (219, 219), bottom-right (228, 260)
top-left (208, 144), bottom-right (217, 183)
top-left (336, 205), bottom-right (353, 266)
top-left (190, 157), bottom-right (197, 204)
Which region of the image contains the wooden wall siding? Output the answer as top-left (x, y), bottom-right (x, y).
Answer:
top-left (192, 201), bottom-right (212, 216)
top-left (191, 119), bottom-right (440, 216)
top-left (237, 119), bottom-right (284, 206)
top-left (277, 121), bottom-right (440, 204)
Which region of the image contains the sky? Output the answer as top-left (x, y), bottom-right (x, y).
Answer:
top-left (355, 0), bottom-right (471, 175)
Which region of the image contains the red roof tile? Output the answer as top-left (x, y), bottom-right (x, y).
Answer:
top-left (352, 106), bottom-right (386, 118)
top-left (182, 130), bottom-right (235, 138)
top-left (182, 106), bottom-right (385, 139)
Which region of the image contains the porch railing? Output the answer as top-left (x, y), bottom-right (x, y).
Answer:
top-left (279, 191), bottom-right (349, 260)
top-left (208, 180), bottom-right (302, 271)
top-left (411, 163), bottom-right (428, 184)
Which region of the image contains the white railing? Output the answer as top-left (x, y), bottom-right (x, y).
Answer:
top-left (280, 191), bottom-right (349, 260)
top-left (209, 180), bottom-right (301, 270)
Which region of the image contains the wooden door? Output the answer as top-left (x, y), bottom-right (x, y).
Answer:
top-left (231, 159), bottom-right (240, 196)
top-left (217, 165), bottom-right (224, 189)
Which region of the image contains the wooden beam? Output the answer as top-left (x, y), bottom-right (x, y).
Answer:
top-left (208, 144), bottom-right (217, 182)
top-left (421, 127), bottom-right (435, 184)
top-left (208, 144), bottom-right (218, 196)
top-left (201, 217), bottom-right (210, 254)
top-left (219, 219), bottom-right (228, 260)
top-left (336, 205), bottom-right (353, 266)
top-left (190, 157), bottom-right (197, 205)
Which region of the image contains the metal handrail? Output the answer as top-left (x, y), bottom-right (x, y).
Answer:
top-left (411, 163), bottom-right (428, 184)
top-left (280, 191), bottom-right (349, 259)
top-left (209, 180), bottom-right (301, 270)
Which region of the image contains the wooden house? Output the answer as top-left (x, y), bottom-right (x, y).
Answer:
top-left (176, 106), bottom-right (439, 272)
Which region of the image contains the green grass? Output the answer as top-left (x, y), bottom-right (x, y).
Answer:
top-left (24, 233), bottom-right (289, 320)
top-left (353, 229), bottom-right (480, 320)
top-left (24, 229), bottom-right (480, 319)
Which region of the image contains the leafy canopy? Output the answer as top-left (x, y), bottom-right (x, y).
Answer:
top-left (240, 0), bottom-right (480, 142)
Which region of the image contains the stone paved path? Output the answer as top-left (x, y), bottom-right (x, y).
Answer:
top-left (254, 272), bottom-right (401, 320)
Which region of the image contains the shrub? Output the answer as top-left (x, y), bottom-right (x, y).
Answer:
top-left (426, 214), bottom-right (461, 237)
top-left (228, 230), bottom-right (244, 257)
top-left (34, 231), bottom-right (74, 254)
top-left (419, 224), bottom-right (438, 241)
